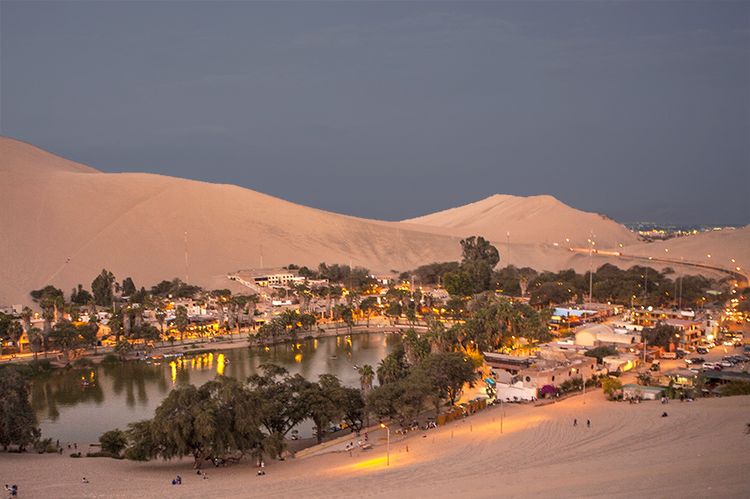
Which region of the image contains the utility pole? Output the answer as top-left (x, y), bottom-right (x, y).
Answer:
top-left (678, 257), bottom-right (684, 309)
top-left (588, 231), bottom-right (594, 305)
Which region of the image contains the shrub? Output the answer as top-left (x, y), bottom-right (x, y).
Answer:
top-left (601, 377), bottom-right (622, 400)
top-left (86, 451), bottom-right (124, 459)
top-left (584, 346), bottom-right (617, 364)
top-left (539, 384), bottom-right (557, 398)
top-left (99, 429), bottom-right (128, 456)
top-left (720, 381), bottom-right (750, 396)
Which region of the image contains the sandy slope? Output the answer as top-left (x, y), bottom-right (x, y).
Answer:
top-left (2, 136), bottom-right (746, 305)
top-left (402, 194), bottom-right (639, 249)
top-left (620, 226), bottom-right (750, 278)
top-left (1, 393), bottom-right (748, 498)
top-left (0, 137), bottom-right (463, 304)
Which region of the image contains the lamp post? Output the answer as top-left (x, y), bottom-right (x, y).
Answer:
top-left (500, 399), bottom-right (504, 434)
top-left (380, 423), bottom-right (390, 466)
top-left (582, 368), bottom-right (586, 405)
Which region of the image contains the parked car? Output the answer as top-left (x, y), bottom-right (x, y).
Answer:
top-left (702, 362), bottom-right (722, 371)
top-left (719, 361), bottom-right (733, 368)
top-left (685, 357), bottom-right (705, 365)
top-left (696, 347), bottom-right (709, 355)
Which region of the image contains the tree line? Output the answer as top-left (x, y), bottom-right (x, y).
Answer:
top-left (101, 345), bottom-right (479, 467)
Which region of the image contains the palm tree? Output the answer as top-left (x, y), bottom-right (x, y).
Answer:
top-left (28, 327), bottom-right (45, 359)
top-left (358, 364), bottom-right (375, 427)
top-left (8, 321), bottom-right (23, 353)
top-left (357, 364), bottom-right (374, 395)
top-left (20, 306), bottom-right (32, 333)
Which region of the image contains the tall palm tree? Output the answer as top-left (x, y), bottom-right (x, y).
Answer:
top-left (28, 327), bottom-right (45, 359)
top-left (357, 364), bottom-right (374, 395)
top-left (358, 363), bottom-right (375, 427)
top-left (20, 306), bottom-right (33, 333)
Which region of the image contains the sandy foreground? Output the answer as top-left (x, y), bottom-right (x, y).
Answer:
top-left (1, 392), bottom-right (748, 498)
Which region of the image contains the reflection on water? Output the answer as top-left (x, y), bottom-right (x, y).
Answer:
top-left (31, 332), bottom-right (400, 443)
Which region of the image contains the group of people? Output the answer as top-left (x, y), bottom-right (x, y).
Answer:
top-left (573, 419), bottom-right (592, 428)
top-left (4, 485), bottom-right (18, 497)
top-left (171, 475), bottom-right (182, 486)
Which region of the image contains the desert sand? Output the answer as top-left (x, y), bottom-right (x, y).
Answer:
top-left (1, 392), bottom-right (748, 498)
top-left (2, 136), bottom-right (747, 305)
top-left (402, 193), bottom-right (639, 249)
top-left (0, 136), bottom-right (461, 305)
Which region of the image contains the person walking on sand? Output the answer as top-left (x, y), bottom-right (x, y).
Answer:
top-left (573, 419), bottom-right (577, 427)
top-left (586, 420), bottom-right (591, 428)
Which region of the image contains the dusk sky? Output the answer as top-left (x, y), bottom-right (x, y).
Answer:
top-left (2, 1), bottom-right (748, 225)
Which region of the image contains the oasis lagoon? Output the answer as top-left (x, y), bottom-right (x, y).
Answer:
top-left (30, 332), bottom-right (401, 443)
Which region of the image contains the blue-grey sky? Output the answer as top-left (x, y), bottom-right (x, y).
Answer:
top-left (2, 1), bottom-right (748, 225)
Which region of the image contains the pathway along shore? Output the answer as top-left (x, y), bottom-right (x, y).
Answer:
top-left (1, 391), bottom-right (748, 498)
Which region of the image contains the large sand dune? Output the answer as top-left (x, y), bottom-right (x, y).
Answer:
top-left (402, 194), bottom-right (639, 249)
top-left (0, 137), bottom-right (463, 304)
top-left (2, 136), bottom-right (747, 305)
top-left (1, 393), bottom-right (748, 498)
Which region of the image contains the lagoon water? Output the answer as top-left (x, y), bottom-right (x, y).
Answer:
top-left (31, 332), bottom-right (400, 443)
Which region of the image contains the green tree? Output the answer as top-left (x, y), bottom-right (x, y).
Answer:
top-left (402, 328), bottom-right (430, 366)
top-left (642, 323), bottom-right (679, 350)
top-left (419, 352), bottom-right (478, 414)
top-left (121, 277), bottom-right (136, 297)
top-left (376, 345), bottom-right (410, 385)
top-left (357, 364), bottom-right (375, 396)
top-left (367, 371), bottom-right (431, 426)
top-left (92, 268), bottom-right (116, 307)
top-left (584, 346), bottom-right (618, 364)
top-left (174, 305), bottom-right (189, 342)
top-left (602, 377), bottom-right (623, 400)
top-left (359, 296), bottom-right (378, 327)
top-left (0, 368), bottom-right (40, 450)
top-left (123, 377), bottom-right (265, 468)
top-left (70, 284), bottom-right (93, 305)
top-left (48, 320), bottom-right (97, 360)
top-left (444, 236), bottom-right (501, 297)
top-left (443, 270), bottom-right (475, 297)
top-left (304, 374), bottom-right (345, 443)
top-left (247, 365), bottom-right (311, 439)
top-left (30, 285), bottom-right (64, 329)
top-left (27, 327), bottom-right (45, 360)
top-left (333, 305), bottom-right (355, 333)
top-left (113, 339), bottom-right (133, 360)
top-left (99, 429), bottom-right (128, 456)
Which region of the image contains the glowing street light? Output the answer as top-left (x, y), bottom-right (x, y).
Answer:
top-left (380, 423), bottom-right (390, 466)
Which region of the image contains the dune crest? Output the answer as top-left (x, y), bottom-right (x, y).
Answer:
top-left (2, 136), bottom-right (746, 305)
top-left (402, 193), bottom-right (639, 248)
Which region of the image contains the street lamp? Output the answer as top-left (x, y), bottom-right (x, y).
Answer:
top-left (380, 423), bottom-right (390, 466)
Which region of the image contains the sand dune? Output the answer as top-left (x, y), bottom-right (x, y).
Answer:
top-left (402, 194), bottom-right (639, 249)
top-left (0, 136), bottom-right (463, 305)
top-left (2, 136), bottom-right (746, 305)
top-left (621, 226), bottom-right (750, 277)
top-left (1, 393), bottom-right (748, 498)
